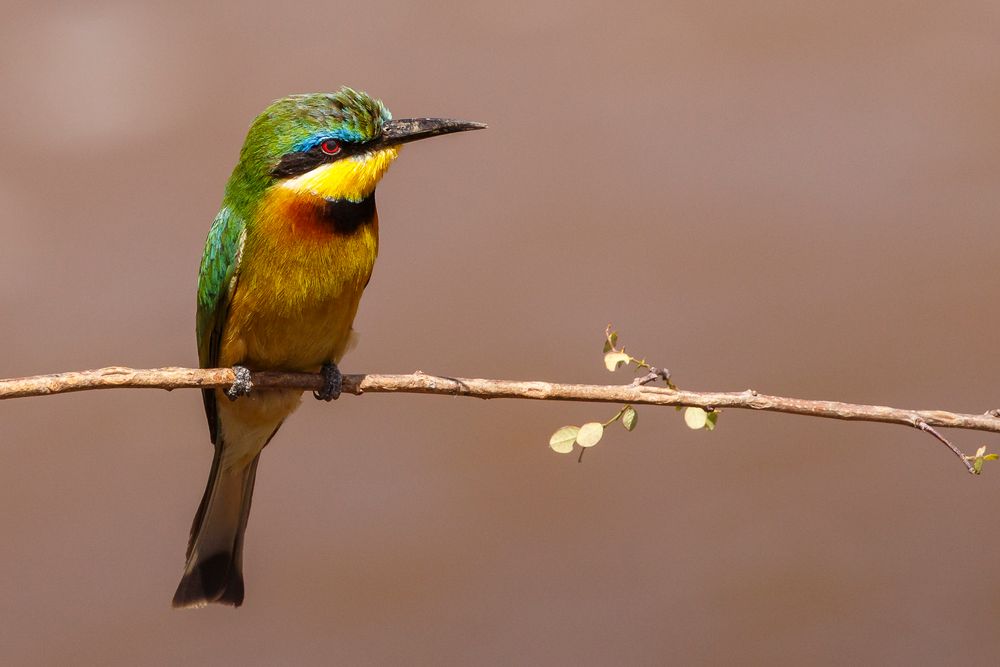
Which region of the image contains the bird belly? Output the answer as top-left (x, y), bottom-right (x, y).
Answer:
top-left (227, 286), bottom-right (365, 372)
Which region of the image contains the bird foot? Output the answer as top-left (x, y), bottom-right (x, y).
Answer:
top-left (226, 365), bottom-right (253, 401)
top-left (314, 362), bottom-right (342, 401)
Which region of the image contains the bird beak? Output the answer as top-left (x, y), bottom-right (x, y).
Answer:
top-left (377, 118), bottom-right (487, 148)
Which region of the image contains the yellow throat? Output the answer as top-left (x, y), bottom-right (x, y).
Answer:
top-left (279, 146), bottom-right (401, 202)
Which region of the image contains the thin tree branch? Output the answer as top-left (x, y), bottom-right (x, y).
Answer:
top-left (914, 420), bottom-right (973, 472)
top-left (1, 365), bottom-right (995, 473)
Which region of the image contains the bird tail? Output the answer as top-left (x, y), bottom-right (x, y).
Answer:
top-left (172, 438), bottom-right (262, 608)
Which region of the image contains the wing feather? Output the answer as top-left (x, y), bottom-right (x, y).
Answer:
top-left (196, 207), bottom-right (245, 443)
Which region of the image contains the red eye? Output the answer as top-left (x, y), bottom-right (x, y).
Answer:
top-left (320, 140), bottom-right (341, 156)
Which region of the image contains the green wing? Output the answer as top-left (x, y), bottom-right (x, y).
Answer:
top-left (196, 206), bottom-right (245, 443)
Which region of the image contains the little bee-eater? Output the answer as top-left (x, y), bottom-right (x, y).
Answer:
top-left (174, 88), bottom-right (484, 608)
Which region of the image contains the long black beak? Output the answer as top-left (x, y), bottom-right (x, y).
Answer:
top-left (378, 118), bottom-right (487, 147)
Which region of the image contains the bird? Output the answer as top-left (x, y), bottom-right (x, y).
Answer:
top-left (173, 87), bottom-right (484, 608)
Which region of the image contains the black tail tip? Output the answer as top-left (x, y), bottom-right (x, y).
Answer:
top-left (172, 552), bottom-right (245, 608)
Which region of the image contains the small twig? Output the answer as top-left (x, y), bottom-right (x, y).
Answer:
top-left (914, 420), bottom-right (975, 474)
top-left (631, 367), bottom-right (671, 387)
top-left (1, 366), bottom-right (997, 473)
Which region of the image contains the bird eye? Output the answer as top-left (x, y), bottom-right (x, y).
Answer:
top-left (320, 140), bottom-right (341, 156)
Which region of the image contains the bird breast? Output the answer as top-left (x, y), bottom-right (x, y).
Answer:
top-left (217, 188), bottom-right (379, 372)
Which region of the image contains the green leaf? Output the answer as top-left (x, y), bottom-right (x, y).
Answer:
top-left (604, 352), bottom-right (630, 372)
top-left (705, 412), bottom-right (719, 431)
top-left (603, 330), bottom-right (620, 353)
top-left (621, 405), bottom-right (638, 431)
top-left (985, 454), bottom-right (999, 461)
top-left (684, 407), bottom-right (708, 430)
top-left (576, 422), bottom-right (604, 448)
top-left (549, 426), bottom-right (579, 454)
top-left (971, 446), bottom-right (989, 474)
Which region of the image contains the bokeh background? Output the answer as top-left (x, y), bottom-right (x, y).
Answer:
top-left (2, 1), bottom-right (1000, 664)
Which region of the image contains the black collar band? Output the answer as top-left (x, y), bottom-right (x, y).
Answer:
top-left (319, 193), bottom-right (376, 234)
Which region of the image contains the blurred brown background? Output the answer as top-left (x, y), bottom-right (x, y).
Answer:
top-left (2, 1), bottom-right (1000, 664)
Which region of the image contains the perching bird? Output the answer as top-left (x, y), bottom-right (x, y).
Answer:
top-left (173, 88), bottom-right (484, 608)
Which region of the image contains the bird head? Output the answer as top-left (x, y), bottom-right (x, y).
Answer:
top-left (225, 88), bottom-right (485, 209)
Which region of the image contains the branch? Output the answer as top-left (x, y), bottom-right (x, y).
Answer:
top-left (1, 365), bottom-right (998, 473)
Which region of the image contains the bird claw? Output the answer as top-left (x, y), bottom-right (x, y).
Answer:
top-left (226, 365), bottom-right (253, 401)
top-left (314, 362), bottom-right (342, 401)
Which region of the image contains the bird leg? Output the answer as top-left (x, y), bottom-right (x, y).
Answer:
top-left (314, 361), bottom-right (342, 401)
top-left (226, 365), bottom-right (253, 401)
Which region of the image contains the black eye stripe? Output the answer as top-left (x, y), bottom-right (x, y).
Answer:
top-left (271, 150), bottom-right (325, 178)
top-left (271, 141), bottom-right (365, 178)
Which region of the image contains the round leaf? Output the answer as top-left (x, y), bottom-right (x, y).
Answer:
top-left (576, 422), bottom-right (604, 448)
top-left (604, 352), bottom-right (630, 372)
top-left (549, 426), bottom-right (579, 454)
top-left (684, 407), bottom-right (708, 430)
